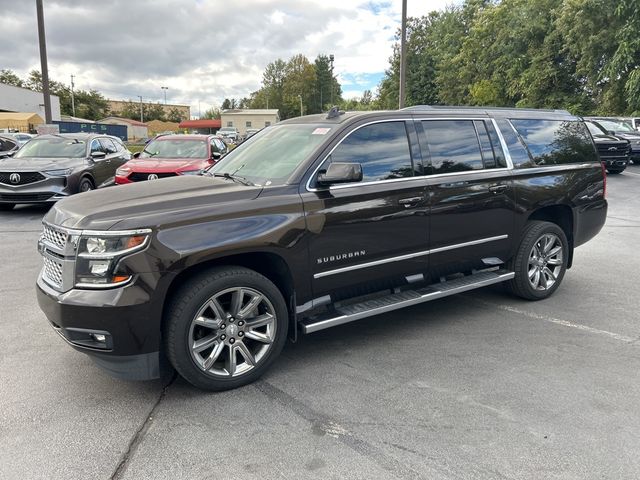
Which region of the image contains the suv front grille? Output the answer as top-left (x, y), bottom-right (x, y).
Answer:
top-left (0, 171), bottom-right (45, 185)
top-left (596, 143), bottom-right (630, 159)
top-left (129, 172), bottom-right (177, 182)
top-left (42, 256), bottom-right (64, 288)
top-left (43, 224), bottom-right (68, 250)
top-left (0, 193), bottom-right (53, 202)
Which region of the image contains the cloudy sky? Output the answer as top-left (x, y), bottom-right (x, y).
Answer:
top-left (1, 0), bottom-right (456, 117)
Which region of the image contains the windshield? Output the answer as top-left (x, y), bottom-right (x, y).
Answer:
top-left (14, 137), bottom-right (86, 158)
top-left (208, 124), bottom-right (331, 186)
top-left (140, 138), bottom-right (207, 159)
top-left (586, 121), bottom-right (606, 136)
top-left (596, 119), bottom-right (635, 133)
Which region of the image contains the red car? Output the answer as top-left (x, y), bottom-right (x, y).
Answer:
top-left (115, 134), bottom-right (228, 184)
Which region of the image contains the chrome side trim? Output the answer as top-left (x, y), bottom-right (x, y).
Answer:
top-left (429, 234), bottom-right (508, 254)
top-left (305, 117), bottom-right (515, 193)
top-left (42, 221), bottom-right (152, 237)
top-left (313, 234), bottom-right (509, 279)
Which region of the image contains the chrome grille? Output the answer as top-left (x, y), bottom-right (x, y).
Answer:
top-left (43, 224), bottom-right (68, 250)
top-left (42, 256), bottom-right (64, 287)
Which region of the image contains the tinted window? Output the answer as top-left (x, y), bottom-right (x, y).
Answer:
top-left (485, 121), bottom-right (507, 167)
top-left (423, 120), bottom-right (483, 174)
top-left (330, 122), bottom-right (414, 182)
top-left (100, 138), bottom-right (117, 154)
top-left (494, 119), bottom-right (532, 168)
top-left (0, 139), bottom-right (17, 151)
top-left (475, 121), bottom-right (495, 168)
top-left (90, 139), bottom-right (104, 153)
top-left (511, 119), bottom-right (599, 165)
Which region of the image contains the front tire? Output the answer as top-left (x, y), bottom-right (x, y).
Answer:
top-left (78, 177), bottom-right (94, 193)
top-left (164, 266), bottom-right (289, 391)
top-left (506, 221), bottom-right (568, 300)
top-left (607, 168), bottom-right (625, 174)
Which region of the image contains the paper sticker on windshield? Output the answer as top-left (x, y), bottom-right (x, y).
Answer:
top-left (312, 128), bottom-right (331, 135)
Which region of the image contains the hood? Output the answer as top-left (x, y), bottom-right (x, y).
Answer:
top-left (124, 157), bottom-right (211, 173)
top-left (613, 132), bottom-right (640, 142)
top-left (44, 175), bottom-right (262, 231)
top-left (0, 156), bottom-right (81, 171)
top-left (592, 134), bottom-right (628, 143)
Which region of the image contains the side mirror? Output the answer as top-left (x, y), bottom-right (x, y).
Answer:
top-left (132, 151), bottom-right (141, 159)
top-left (317, 162), bottom-right (363, 186)
top-left (91, 151), bottom-right (106, 159)
top-left (212, 151), bottom-right (222, 160)
top-left (607, 130), bottom-right (616, 135)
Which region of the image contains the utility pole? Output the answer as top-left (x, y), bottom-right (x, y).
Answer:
top-left (138, 95), bottom-right (143, 123)
top-left (399, 0), bottom-right (407, 109)
top-left (70, 75), bottom-right (76, 117)
top-left (36, 0), bottom-right (52, 124)
top-left (298, 94), bottom-right (303, 117)
top-left (161, 86), bottom-right (168, 104)
top-left (329, 54), bottom-right (335, 106)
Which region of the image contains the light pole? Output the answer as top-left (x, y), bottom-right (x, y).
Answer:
top-left (399, 0), bottom-right (407, 109)
top-left (138, 95), bottom-right (143, 123)
top-left (298, 94), bottom-right (303, 117)
top-left (329, 54), bottom-right (334, 107)
top-left (161, 86), bottom-right (168, 104)
top-left (36, 0), bottom-right (52, 124)
top-left (70, 74), bottom-right (76, 117)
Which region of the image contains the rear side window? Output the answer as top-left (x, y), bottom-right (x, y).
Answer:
top-left (475, 121), bottom-right (496, 168)
top-left (422, 120), bottom-right (483, 174)
top-left (330, 121), bottom-right (415, 182)
top-left (494, 119), bottom-right (533, 168)
top-left (510, 119), bottom-right (598, 165)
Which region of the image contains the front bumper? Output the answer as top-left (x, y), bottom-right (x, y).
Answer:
top-left (36, 274), bottom-right (162, 380)
top-left (602, 157), bottom-right (628, 169)
top-left (0, 176), bottom-right (74, 204)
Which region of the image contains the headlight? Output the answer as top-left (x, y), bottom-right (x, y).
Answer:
top-left (44, 168), bottom-right (73, 176)
top-left (116, 166), bottom-right (131, 176)
top-left (179, 169), bottom-right (201, 176)
top-left (75, 230), bottom-right (151, 287)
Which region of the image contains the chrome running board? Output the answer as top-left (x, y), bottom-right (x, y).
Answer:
top-left (301, 270), bottom-right (515, 334)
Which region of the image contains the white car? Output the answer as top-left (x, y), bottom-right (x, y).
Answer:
top-left (217, 127), bottom-right (239, 141)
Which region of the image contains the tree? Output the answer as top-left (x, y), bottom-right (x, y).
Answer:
top-left (202, 106), bottom-right (222, 120)
top-left (0, 69), bottom-right (23, 87)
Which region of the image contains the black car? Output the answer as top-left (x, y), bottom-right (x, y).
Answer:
top-left (0, 135), bottom-right (20, 158)
top-left (586, 117), bottom-right (640, 165)
top-left (36, 106), bottom-right (607, 391)
top-left (584, 120), bottom-right (630, 174)
top-left (0, 133), bottom-right (130, 210)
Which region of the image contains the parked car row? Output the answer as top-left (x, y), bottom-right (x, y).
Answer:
top-left (0, 114), bottom-right (637, 211)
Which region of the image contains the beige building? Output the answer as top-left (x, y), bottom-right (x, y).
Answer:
top-left (107, 100), bottom-right (190, 122)
top-left (146, 120), bottom-right (180, 136)
top-left (221, 109), bottom-right (280, 136)
top-left (0, 112), bottom-right (44, 133)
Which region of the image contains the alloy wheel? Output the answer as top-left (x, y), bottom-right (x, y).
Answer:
top-left (527, 233), bottom-right (563, 291)
top-left (188, 287), bottom-right (277, 377)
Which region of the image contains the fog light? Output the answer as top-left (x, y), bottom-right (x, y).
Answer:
top-left (92, 333), bottom-right (106, 343)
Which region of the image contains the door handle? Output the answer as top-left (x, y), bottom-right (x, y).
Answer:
top-left (398, 196), bottom-right (423, 208)
top-left (488, 184), bottom-right (507, 194)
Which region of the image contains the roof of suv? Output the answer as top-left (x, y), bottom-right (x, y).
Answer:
top-left (282, 105), bottom-right (576, 126)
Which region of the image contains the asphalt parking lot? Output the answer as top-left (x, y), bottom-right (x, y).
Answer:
top-left (1, 167), bottom-right (639, 480)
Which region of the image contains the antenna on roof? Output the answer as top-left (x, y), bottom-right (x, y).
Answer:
top-left (326, 106), bottom-right (345, 120)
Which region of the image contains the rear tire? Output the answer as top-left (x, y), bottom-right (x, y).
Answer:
top-left (0, 203), bottom-right (15, 211)
top-left (506, 221), bottom-right (568, 300)
top-left (164, 266), bottom-right (289, 391)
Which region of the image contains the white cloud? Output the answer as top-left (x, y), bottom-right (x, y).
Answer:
top-left (0, 0), bottom-right (458, 114)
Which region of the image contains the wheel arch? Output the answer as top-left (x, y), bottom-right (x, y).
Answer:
top-left (527, 205), bottom-right (574, 267)
top-left (161, 251), bottom-right (296, 342)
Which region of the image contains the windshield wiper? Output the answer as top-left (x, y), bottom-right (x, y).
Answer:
top-left (211, 172), bottom-right (255, 186)
top-left (141, 149), bottom-right (158, 157)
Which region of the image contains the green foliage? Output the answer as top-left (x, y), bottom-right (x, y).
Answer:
top-left (377, 0), bottom-right (640, 115)
top-left (0, 69), bottom-right (23, 87)
top-left (202, 106), bottom-right (222, 120)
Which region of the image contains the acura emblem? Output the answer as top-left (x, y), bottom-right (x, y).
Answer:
top-left (147, 173), bottom-right (159, 180)
top-left (608, 147), bottom-right (618, 151)
top-left (9, 173), bottom-right (20, 184)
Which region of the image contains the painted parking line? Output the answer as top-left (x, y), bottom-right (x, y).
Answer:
top-left (466, 297), bottom-right (638, 343)
top-left (621, 170), bottom-right (640, 177)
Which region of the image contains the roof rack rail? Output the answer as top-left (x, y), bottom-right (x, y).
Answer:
top-left (400, 105), bottom-right (571, 115)
top-left (326, 106), bottom-right (345, 119)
